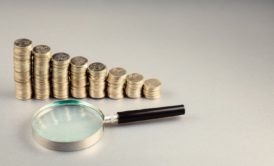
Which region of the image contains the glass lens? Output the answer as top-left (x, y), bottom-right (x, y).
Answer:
top-left (32, 100), bottom-right (104, 143)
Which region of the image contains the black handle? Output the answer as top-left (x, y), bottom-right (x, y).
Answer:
top-left (117, 105), bottom-right (185, 124)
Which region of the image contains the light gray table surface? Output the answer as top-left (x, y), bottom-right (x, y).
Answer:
top-left (0, 0), bottom-right (273, 166)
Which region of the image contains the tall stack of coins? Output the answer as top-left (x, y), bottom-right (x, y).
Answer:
top-left (125, 73), bottom-right (144, 99)
top-left (70, 56), bottom-right (88, 98)
top-left (13, 38), bottom-right (33, 100)
top-left (107, 67), bottom-right (127, 99)
top-left (143, 78), bottom-right (161, 99)
top-left (33, 45), bottom-right (52, 100)
top-left (51, 52), bottom-right (70, 99)
top-left (88, 62), bottom-right (108, 99)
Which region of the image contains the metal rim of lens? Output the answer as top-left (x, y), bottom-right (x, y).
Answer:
top-left (32, 99), bottom-right (104, 152)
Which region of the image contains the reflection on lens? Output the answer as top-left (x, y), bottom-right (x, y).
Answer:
top-left (32, 100), bottom-right (104, 143)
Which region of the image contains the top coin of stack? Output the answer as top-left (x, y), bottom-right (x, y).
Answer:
top-left (107, 67), bottom-right (127, 99)
top-left (13, 38), bottom-right (33, 100)
top-left (51, 52), bottom-right (70, 99)
top-left (70, 56), bottom-right (88, 98)
top-left (143, 78), bottom-right (161, 99)
top-left (88, 62), bottom-right (108, 99)
top-left (125, 73), bottom-right (144, 98)
top-left (33, 45), bottom-right (52, 100)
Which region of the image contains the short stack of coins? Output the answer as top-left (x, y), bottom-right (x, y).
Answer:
top-left (125, 73), bottom-right (144, 99)
top-left (51, 52), bottom-right (70, 99)
top-left (70, 56), bottom-right (88, 98)
top-left (33, 45), bottom-right (52, 100)
top-left (88, 62), bottom-right (108, 99)
top-left (107, 67), bottom-right (127, 99)
top-left (143, 78), bottom-right (161, 99)
top-left (13, 38), bottom-right (33, 100)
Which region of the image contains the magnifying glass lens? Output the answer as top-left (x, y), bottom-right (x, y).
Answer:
top-left (32, 100), bottom-right (104, 151)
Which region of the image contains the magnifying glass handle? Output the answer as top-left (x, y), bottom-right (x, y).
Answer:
top-left (117, 105), bottom-right (185, 124)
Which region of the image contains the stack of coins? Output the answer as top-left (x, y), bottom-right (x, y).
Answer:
top-left (33, 45), bottom-right (52, 100)
top-left (107, 67), bottom-right (127, 99)
top-left (70, 56), bottom-right (88, 98)
top-left (143, 78), bottom-right (161, 99)
top-left (13, 38), bottom-right (33, 100)
top-left (51, 52), bottom-right (70, 99)
top-left (88, 62), bottom-right (108, 99)
top-left (125, 73), bottom-right (144, 98)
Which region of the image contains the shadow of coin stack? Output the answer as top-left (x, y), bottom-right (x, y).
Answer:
top-left (70, 56), bottom-right (88, 98)
top-left (51, 52), bottom-right (70, 99)
top-left (33, 45), bottom-right (52, 100)
top-left (107, 67), bottom-right (127, 99)
top-left (13, 39), bottom-right (33, 100)
top-left (88, 62), bottom-right (108, 99)
top-left (125, 73), bottom-right (144, 99)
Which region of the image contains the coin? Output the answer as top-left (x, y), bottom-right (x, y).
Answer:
top-left (143, 78), bottom-right (161, 99)
top-left (70, 56), bottom-right (88, 99)
top-left (32, 45), bottom-right (51, 55)
top-left (108, 67), bottom-right (127, 81)
top-left (125, 73), bottom-right (144, 98)
top-left (52, 52), bottom-right (70, 65)
top-left (33, 45), bottom-right (52, 100)
top-left (88, 62), bottom-right (106, 72)
top-left (88, 62), bottom-right (108, 99)
top-left (13, 38), bottom-right (33, 100)
top-left (107, 67), bottom-right (127, 99)
top-left (51, 52), bottom-right (70, 99)
top-left (70, 56), bottom-right (88, 68)
top-left (15, 82), bottom-right (32, 100)
top-left (14, 38), bottom-right (32, 48)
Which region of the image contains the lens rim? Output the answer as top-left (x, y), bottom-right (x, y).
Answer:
top-left (32, 99), bottom-right (104, 151)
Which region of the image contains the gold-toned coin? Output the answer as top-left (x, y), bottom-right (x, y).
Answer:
top-left (127, 73), bottom-right (144, 84)
top-left (51, 52), bottom-right (70, 99)
top-left (32, 45), bottom-right (51, 55)
top-left (143, 78), bottom-right (161, 99)
top-left (70, 56), bottom-right (88, 68)
top-left (33, 44), bottom-right (52, 100)
top-left (13, 38), bottom-right (33, 100)
top-left (107, 67), bottom-right (127, 99)
top-left (71, 86), bottom-right (87, 99)
top-left (88, 62), bottom-right (108, 99)
top-left (52, 52), bottom-right (70, 65)
top-left (15, 81), bottom-right (32, 100)
top-left (143, 78), bottom-right (161, 89)
top-left (13, 39), bottom-right (32, 59)
top-left (14, 38), bottom-right (32, 48)
top-left (70, 56), bottom-right (88, 99)
top-left (108, 67), bottom-right (127, 82)
top-left (125, 73), bottom-right (144, 99)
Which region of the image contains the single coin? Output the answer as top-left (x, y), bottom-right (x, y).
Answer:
top-left (144, 79), bottom-right (161, 89)
top-left (127, 73), bottom-right (144, 83)
top-left (52, 52), bottom-right (70, 62)
top-left (70, 56), bottom-right (88, 67)
top-left (33, 45), bottom-right (51, 54)
top-left (14, 38), bottom-right (32, 48)
top-left (109, 67), bottom-right (126, 77)
top-left (88, 62), bottom-right (106, 72)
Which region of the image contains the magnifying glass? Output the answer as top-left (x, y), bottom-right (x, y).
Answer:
top-left (32, 100), bottom-right (185, 151)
